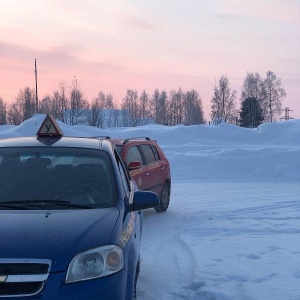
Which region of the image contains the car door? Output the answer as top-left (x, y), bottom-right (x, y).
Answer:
top-left (115, 150), bottom-right (141, 269)
top-left (125, 145), bottom-right (150, 192)
top-left (138, 144), bottom-right (163, 195)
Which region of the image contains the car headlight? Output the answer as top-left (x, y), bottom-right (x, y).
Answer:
top-left (66, 245), bottom-right (124, 283)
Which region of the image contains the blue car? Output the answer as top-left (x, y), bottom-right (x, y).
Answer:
top-left (0, 115), bottom-right (159, 299)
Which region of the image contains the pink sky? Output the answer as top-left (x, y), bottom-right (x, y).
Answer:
top-left (1, 0), bottom-right (299, 120)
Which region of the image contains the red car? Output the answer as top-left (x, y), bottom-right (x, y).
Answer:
top-left (110, 137), bottom-right (171, 213)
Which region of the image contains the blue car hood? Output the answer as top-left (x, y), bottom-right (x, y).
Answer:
top-left (0, 208), bottom-right (120, 272)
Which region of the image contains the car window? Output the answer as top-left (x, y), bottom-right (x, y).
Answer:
top-left (0, 147), bottom-right (117, 209)
top-left (126, 146), bottom-right (143, 165)
top-left (151, 145), bottom-right (160, 161)
top-left (115, 145), bottom-right (122, 153)
top-left (140, 144), bottom-right (156, 164)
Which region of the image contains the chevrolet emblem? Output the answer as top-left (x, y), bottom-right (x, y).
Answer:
top-left (0, 275), bottom-right (7, 282)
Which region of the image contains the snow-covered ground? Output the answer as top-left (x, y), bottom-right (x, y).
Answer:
top-left (140, 182), bottom-right (300, 300)
top-left (1, 115), bottom-right (300, 299)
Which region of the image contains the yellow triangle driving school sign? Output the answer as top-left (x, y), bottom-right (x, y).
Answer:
top-left (37, 115), bottom-right (63, 137)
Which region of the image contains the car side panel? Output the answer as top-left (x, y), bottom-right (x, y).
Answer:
top-left (129, 164), bottom-right (151, 192)
top-left (144, 161), bottom-right (163, 194)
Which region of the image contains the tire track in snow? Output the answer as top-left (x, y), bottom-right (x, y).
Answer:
top-left (137, 209), bottom-right (197, 299)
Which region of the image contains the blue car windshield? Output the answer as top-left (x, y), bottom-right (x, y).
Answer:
top-left (0, 147), bottom-right (117, 209)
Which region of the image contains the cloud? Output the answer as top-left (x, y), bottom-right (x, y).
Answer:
top-left (213, 0), bottom-right (300, 23)
top-left (0, 41), bottom-right (126, 72)
top-left (123, 16), bottom-right (159, 33)
top-left (0, 41), bottom-right (130, 102)
top-left (215, 13), bottom-right (237, 19)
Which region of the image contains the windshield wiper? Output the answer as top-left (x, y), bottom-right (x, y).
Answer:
top-left (0, 200), bottom-right (94, 209)
top-left (0, 203), bottom-right (30, 210)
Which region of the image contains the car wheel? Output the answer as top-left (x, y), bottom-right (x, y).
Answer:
top-left (154, 183), bottom-right (170, 213)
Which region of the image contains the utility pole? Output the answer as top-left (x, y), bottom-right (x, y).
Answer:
top-left (282, 107), bottom-right (293, 120)
top-left (35, 59), bottom-right (38, 113)
top-left (74, 75), bottom-right (77, 104)
top-left (70, 75), bottom-right (77, 126)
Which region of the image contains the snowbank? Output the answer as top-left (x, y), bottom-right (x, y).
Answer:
top-left (0, 114), bottom-right (299, 181)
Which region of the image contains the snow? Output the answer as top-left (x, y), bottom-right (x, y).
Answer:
top-left (140, 182), bottom-right (300, 300)
top-left (1, 114), bottom-right (300, 299)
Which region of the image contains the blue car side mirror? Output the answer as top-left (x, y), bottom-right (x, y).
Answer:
top-left (131, 191), bottom-right (160, 211)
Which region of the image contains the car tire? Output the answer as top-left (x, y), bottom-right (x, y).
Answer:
top-left (154, 183), bottom-right (170, 213)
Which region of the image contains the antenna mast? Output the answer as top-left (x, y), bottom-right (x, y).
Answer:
top-left (35, 59), bottom-right (38, 113)
top-left (283, 107), bottom-right (293, 120)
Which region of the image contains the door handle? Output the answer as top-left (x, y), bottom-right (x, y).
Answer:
top-left (145, 172), bottom-right (149, 176)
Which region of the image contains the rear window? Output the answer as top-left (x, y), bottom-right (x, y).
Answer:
top-left (0, 147), bottom-right (117, 209)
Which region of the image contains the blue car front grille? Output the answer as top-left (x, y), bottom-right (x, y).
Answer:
top-left (0, 260), bottom-right (51, 297)
top-left (0, 282), bottom-right (43, 296)
top-left (0, 263), bottom-right (49, 275)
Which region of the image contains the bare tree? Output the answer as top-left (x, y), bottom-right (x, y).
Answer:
top-left (55, 80), bottom-right (69, 122)
top-left (112, 109), bottom-right (121, 128)
top-left (0, 97), bottom-right (7, 125)
top-left (138, 90), bottom-right (151, 125)
top-left (39, 80), bottom-right (70, 123)
top-left (87, 92), bottom-right (106, 128)
top-left (39, 95), bottom-right (53, 115)
top-left (150, 89), bottom-right (159, 123)
top-left (262, 71), bottom-right (286, 122)
top-left (66, 78), bottom-right (89, 125)
top-left (105, 93), bottom-right (116, 128)
top-left (150, 89), bottom-right (168, 125)
top-left (168, 88), bottom-right (183, 125)
top-left (241, 72), bottom-right (264, 101)
top-left (121, 89), bottom-right (139, 127)
top-left (87, 91), bottom-right (116, 128)
top-left (183, 90), bottom-right (205, 125)
top-left (7, 87), bottom-right (36, 125)
top-left (211, 75), bottom-right (237, 124)
top-left (7, 103), bottom-right (22, 125)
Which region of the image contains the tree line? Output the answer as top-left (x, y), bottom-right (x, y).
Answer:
top-left (211, 70), bottom-right (286, 127)
top-left (0, 70), bottom-right (286, 128)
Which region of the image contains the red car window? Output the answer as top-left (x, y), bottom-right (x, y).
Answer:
top-left (126, 146), bottom-right (143, 165)
top-left (140, 144), bottom-right (156, 164)
top-left (150, 145), bottom-right (160, 161)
